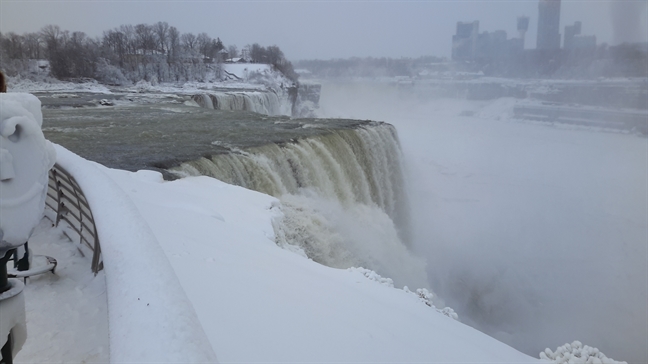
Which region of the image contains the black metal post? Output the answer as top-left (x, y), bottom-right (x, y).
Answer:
top-left (0, 249), bottom-right (15, 364)
top-left (0, 332), bottom-right (13, 364)
top-left (0, 250), bottom-right (14, 294)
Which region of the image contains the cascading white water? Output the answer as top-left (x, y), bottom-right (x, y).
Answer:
top-left (192, 91), bottom-right (291, 116)
top-left (171, 124), bottom-right (427, 288)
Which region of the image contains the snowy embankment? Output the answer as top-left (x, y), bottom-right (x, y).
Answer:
top-left (54, 146), bottom-right (217, 363)
top-left (53, 143), bottom-right (537, 362)
top-left (7, 63), bottom-right (296, 116)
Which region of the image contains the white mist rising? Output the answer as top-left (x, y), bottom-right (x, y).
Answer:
top-left (318, 80), bottom-right (648, 363)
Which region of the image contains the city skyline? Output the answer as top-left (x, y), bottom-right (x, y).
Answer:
top-left (0, 1), bottom-right (645, 60)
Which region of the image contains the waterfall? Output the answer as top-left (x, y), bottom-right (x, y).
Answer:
top-left (171, 123), bottom-right (427, 288)
top-left (191, 90), bottom-right (291, 116)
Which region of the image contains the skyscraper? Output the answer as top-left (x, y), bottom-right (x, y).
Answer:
top-left (536, 0), bottom-right (561, 50)
top-left (563, 21), bottom-right (582, 49)
top-left (517, 16), bottom-right (530, 48)
top-left (452, 21), bottom-right (479, 60)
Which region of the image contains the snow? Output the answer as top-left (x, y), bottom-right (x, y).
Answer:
top-left (0, 279), bottom-right (26, 358)
top-left (8, 77), bottom-right (111, 94)
top-left (0, 93), bottom-right (55, 246)
top-left (42, 142), bottom-right (538, 363)
top-left (541, 341), bottom-right (627, 364)
top-left (6, 64), bottom-right (289, 96)
top-left (14, 218), bottom-right (109, 363)
top-left (222, 63), bottom-right (272, 80)
top-left (54, 146), bottom-right (218, 363)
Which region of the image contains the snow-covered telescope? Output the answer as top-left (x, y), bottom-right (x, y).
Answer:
top-left (0, 93), bottom-right (56, 362)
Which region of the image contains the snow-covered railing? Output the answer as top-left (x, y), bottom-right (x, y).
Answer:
top-left (46, 163), bottom-right (103, 274)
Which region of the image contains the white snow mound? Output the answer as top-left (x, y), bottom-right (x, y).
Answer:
top-left (540, 341), bottom-right (627, 364)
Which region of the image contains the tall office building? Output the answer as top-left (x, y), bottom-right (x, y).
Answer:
top-left (536, 0), bottom-right (561, 50)
top-left (517, 16), bottom-right (530, 48)
top-left (563, 21), bottom-right (582, 49)
top-left (452, 21), bottom-right (479, 60)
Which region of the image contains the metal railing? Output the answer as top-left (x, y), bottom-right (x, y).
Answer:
top-left (46, 163), bottom-right (103, 274)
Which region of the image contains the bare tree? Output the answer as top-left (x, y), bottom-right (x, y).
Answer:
top-left (103, 29), bottom-right (127, 67)
top-left (241, 44), bottom-right (251, 61)
top-left (135, 24), bottom-right (155, 55)
top-left (5, 33), bottom-right (24, 59)
top-left (266, 45), bottom-right (284, 65)
top-left (118, 24), bottom-right (136, 55)
top-left (181, 32), bottom-right (197, 54)
top-left (227, 45), bottom-right (238, 59)
top-left (23, 33), bottom-right (43, 59)
top-left (67, 31), bottom-right (96, 77)
top-left (40, 25), bottom-right (62, 57)
top-left (249, 43), bottom-right (268, 63)
top-left (196, 32), bottom-right (212, 59)
top-left (153, 21), bottom-right (169, 54)
top-left (168, 26), bottom-right (180, 60)
top-left (7, 21), bottom-right (302, 82)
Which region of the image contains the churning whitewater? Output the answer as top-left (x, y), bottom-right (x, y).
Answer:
top-left (171, 123), bottom-right (428, 289)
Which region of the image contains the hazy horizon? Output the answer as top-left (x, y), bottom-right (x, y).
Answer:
top-left (1, 0), bottom-right (646, 61)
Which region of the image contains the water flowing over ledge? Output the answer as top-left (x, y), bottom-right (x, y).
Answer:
top-left (171, 124), bottom-right (426, 288)
top-left (173, 125), bottom-right (406, 223)
top-left (191, 90), bottom-right (292, 116)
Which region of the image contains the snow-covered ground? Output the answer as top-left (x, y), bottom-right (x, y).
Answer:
top-left (6, 63), bottom-right (289, 96)
top-left (14, 218), bottom-right (109, 363)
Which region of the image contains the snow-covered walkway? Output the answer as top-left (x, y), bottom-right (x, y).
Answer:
top-left (14, 218), bottom-right (109, 363)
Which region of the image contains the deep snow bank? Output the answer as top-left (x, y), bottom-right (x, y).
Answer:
top-left (53, 145), bottom-right (218, 363)
top-left (53, 144), bottom-right (538, 363)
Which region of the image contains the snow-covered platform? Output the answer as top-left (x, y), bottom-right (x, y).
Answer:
top-left (14, 218), bottom-right (109, 363)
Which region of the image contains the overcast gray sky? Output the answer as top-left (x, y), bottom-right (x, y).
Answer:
top-left (1, 0), bottom-right (646, 61)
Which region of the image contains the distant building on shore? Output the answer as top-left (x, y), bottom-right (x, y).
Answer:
top-left (564, 21), bottom-right (597, 51)
top-left (446, 0), bottom-right (628, 77)
top-left (517, 16), bottom-right (530, 47)
top-left (452, 21), bottom-right (479, 61)
top-left (536, 0), bottom-right (561, 50)
top-left (451, 18), bottom-right (526, 62)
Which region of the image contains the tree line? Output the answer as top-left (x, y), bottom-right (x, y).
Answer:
top-left (295, 56), bottom-right (447, 79)
top-left (0, 22), bottom-right (297, 84)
